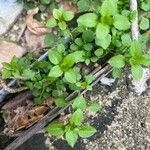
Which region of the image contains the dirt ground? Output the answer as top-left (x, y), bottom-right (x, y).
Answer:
top-left (39, 71), bottom-right (150, 150)
top-left (0, 12), bottom-right (150, 150)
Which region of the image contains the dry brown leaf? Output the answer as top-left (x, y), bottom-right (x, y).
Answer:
top-left (26, 7), bottom-right (51, 35)
top-left (0, 41), bottom-right (25, 71)
top-left (25, 29), bottom-right (46, 51)
top-left (3, 106), bottom-right (48, 133)
top-left (59, 0), bottom-right (77, 13)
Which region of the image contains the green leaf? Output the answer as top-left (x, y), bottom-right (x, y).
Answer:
top-left (70, 43), bottom-right (78, 51)
top-left (88, 103), bottom-right (101, 112)
top-left (141, 54), bottom-right (150, 66)
top-left (112, 68), bottom-right (122, 78)
top-left (53, 8), bottom-right (63, 19)
top-left (77, 13), bottom-right (98, 27)
top-left (108, 55), bottom-right (125, 68)
top-left (78, 125), bottom-right (96, 138)
top-left (121, 34), bottom-right (132, 47)
top-left (94, 48), bottom-right (103, 57)
top-left (2, 70), bottom-right (11, 79)
top-left (44, 33), bottom-right (55, 46)
top-left (46, 18), bottom-right (57, 28)
top-left (63, 11), bottom-right (74, 21)
top-left (85, 59), bottom-right (90, 65)
top-left (95, 34), bottom-right (111, 49)
top-left (82, 30), bottom-right (95, 42)
top-left (140, 17), bottom-right (149, 30)
top-left (129, 10), bottom-right (137, 22)
top-left (131, 65), bottom-right (143, 80)
top-left (22, 69), bottom-right (35, 79)
top-left (12, 70), bottom-right (20, 78)
top-left (61, 54), bottom-right (75, 69)
top-left (46, 122), bottom-right (64, 136)
top-left (91, 56), bottom-right (98, 62)
top-left (75, 38), bottom-right (83, 46)
top-left (141, 2), bottom-right (150, 11)
top-left (72, 96), bottom-right (86, 110)
top-left (72, 51), bottom-right (85, 63)
top-left (64, 69), bottom-right (77, 83)
top-left (54, 98), bottom-right (67, 107)
top-left (113, 14), bottom-right (130, 30)
top-left (130, 40), bottom-right (142, 57)
top-left (65, 131), bottom-right (78, 147)
top-left (58, 21), bottom-right (67, 30)
top-left (96, 23), bottom-right (111, 49)
top-left (11, 56), bottom-right (19, 67)
top-left (77, 0), bottom-right (90, 11)
top-left (70, 109), bottom-right (84, 126)
top-left (83, 43), bottom-right (93, 51)
top-left (57, 44), bottom-right (65, 53)
top-left (48, 65), bottom-right (63, 77)
top-left (2, 63), bottom-right (12, 70)
top-left (100, 0), bottom-right (118, 16)
top-left (40, 0), bottom-right (50, 4)
top-left (48, 50), bottom-right (62, 65)
top-left (85, 75), bottom-right (93, 84)
top-left (96, 23), bottom-right (109, 39)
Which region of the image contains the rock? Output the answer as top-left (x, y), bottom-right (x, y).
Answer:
top-left (0, 0), bottom-right (23, 35)
top-left (25, 29), bottom-right (46, 51)
top-left (13, 25), bottom-right (19, 31)
top-left (0, 41), bottom-right (26, 71)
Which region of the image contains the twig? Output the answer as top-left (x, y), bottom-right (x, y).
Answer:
top-left (17, 24), bottom-right (27, 42)
top-left (9, 76), bottom-right (30, 80)
top-left (0, 79), bottom-right (28, 94)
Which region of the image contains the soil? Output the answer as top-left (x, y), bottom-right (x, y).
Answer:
top-left (43, 71), bottom-right (150, 150)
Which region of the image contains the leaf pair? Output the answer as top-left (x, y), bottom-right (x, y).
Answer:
top-left (46, 7), bottom-right (74, 30)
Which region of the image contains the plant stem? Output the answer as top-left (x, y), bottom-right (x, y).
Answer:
top-left (130, 0), bottom-right (139, 40)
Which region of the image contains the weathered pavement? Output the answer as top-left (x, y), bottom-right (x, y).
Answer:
top-left (0, 0), bottom-right (23, 35)
top-left (42, 73), bottom-right (150, 150)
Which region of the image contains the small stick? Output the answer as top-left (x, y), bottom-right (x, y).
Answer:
top-left (0, 79), bottom-right (28, 93)
top-left (130, 0), bottom-right (139, 40)
top-left (17, 24), bottom-right (27, 42)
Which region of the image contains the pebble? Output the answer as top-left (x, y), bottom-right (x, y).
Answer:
top-left (13, 25), bottom-right (19, 30)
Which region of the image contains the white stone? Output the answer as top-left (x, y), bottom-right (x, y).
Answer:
top-left (0, 0), bottom-right (23, 35)
top-left (132, 68), bottom-right (150, 95)
top-left (100, 77), bottom-right (115, 86)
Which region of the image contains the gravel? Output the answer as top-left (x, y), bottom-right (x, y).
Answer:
top-left (45, 71), bottom-right (150, 150)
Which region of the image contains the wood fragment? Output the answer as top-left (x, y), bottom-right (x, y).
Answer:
top-left (17, 24), bottom-right (27, 42)
top-left (0, 78), bottom-right (28, 93)
top-left (2, 91), bottom-right (32, 111)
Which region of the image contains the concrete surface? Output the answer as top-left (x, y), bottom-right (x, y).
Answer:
top-left (0, 0), bottom-right (23, 35)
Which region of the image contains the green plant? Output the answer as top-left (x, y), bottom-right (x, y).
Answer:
top-left (109, 40), bottom-right (150, 80)
top-left (69, 30), bottom-right (104, 65)
top-left (2, 0), bottom-right (150, 147)
top-left (46, 96), bottom-right (101, 147)
top-left (46, 7), bottom-right (74, 35)
top-left (77, 0), bottom-right (131, 50)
